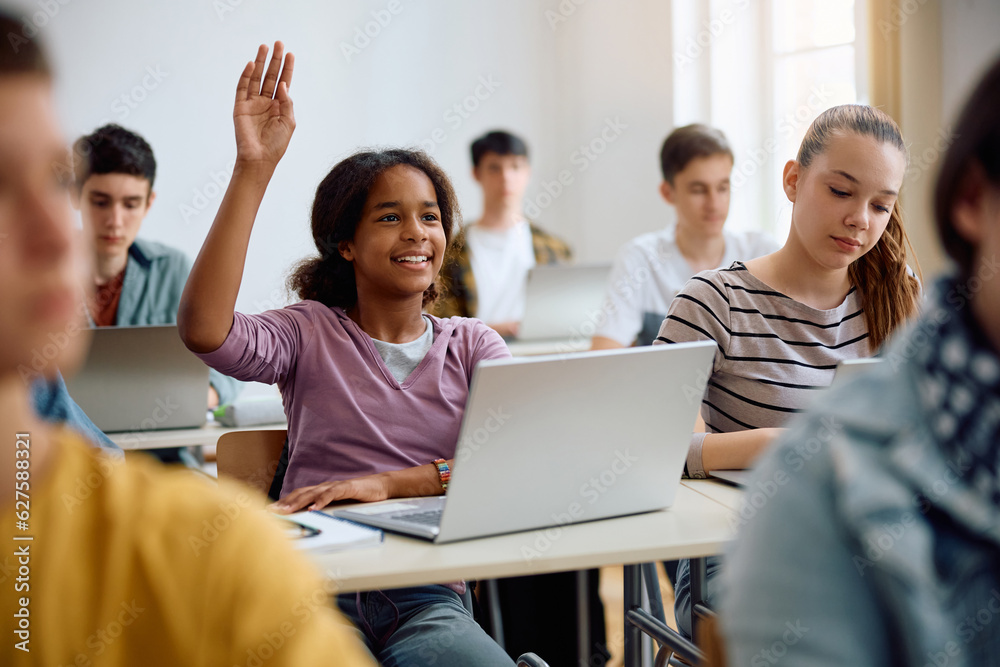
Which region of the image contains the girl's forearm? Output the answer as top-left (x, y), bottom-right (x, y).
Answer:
top-left (178, 161), bottom-right (275, 353)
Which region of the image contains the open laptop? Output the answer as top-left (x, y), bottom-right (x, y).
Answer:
top-left (334, 341), bottom-right (717, 543)
top-left (65, 325), bottom-right (210, 433)
top-left (516, 263), bottom-right (612, 343)
top-left (828, 357), bottom-right (883, 392)
top-left (709, 357), bottom-right (886, 487)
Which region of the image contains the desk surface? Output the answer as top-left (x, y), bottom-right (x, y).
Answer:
top-left (108, 421), bottom-right (285, 450)
top-left (681, 478), bottom-right (744, 512)
top-left (307, 482), bottom-right (737, 593)
top-left (505, 337), bottom-right (591, 357)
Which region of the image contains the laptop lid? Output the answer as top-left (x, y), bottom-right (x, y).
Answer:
top-left (65, 325), bottom-right (210, 433)
top-left (828, 357), bottom-right (883, 393)
top-left (338, 341), bottom-right (715, 543)
top-left (517, 263), bottom-right (612, 341)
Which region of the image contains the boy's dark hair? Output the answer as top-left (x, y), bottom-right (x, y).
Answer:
top-left (73, 124), bottom-right (157, 191)
top-left (470, 130), bottom-right (529, 168)
top-left (659, 124), bottom-right (733, 184)
top-left (934, 55), bottom-right (1000, 280)
top-left (289, 148), bottom-right (460, 309)
top-left (0, 11), bottom-right (50, 76)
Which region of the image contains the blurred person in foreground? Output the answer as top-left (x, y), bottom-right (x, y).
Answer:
top-left (0, 14), bottom-right (373, 666)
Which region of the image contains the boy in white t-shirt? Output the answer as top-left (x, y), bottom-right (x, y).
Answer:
top-left (432, 130), bottom-right (571, 337)
top-left (591, 124), bottom-right (778, 348)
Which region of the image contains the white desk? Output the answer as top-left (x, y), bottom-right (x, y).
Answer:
top-left (681, 478), bottom-right (744, 513)
top-left (505, 337), bottom-right (592, 357)
top-left (108, 421), bottom-right (286, 450)
top-left (307, 483), bottom-right (736, 667)
top-left (306, 482), bottom-right (736, 594)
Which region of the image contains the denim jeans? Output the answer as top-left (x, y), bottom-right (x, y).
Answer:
top-left (673, 556), bottom-right (722, 639)
top-left (337, 585), bottom-right (514, 667)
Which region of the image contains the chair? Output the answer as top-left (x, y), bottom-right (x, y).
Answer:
top-left (623, 560), bottom-right (719, 666)
top-left (216, 429), bottom-right (287, 495)
top-left (214, 429), bottom-right (552, 667)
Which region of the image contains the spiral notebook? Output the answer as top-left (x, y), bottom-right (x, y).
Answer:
top-left (276, 510), bottom-right (384, 553)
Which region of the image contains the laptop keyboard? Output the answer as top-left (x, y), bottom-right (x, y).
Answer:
top-left (397, 509), bottom-right (443, 526)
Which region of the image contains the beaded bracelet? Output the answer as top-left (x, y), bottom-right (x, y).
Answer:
top-left (432, 458), bottom-right (451, 492)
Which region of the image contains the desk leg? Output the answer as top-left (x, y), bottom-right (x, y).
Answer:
top-left (624, 564), bottom-right (643, 667)
top-left (689, 557), bottom-right (707, 640)
top-left (576, 571), bottom-right (591, 666)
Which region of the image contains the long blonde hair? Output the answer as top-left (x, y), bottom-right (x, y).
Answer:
top-left (796, 105), bottom-right (921, 351)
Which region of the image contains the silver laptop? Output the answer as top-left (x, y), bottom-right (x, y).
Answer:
top-left (65, 325), bottom-right (210, 433)
top-left (334, 341), bottom-right (717, 543)
top-left (516, 263), bottom-right (612, 341)
top-left (829, 357), bottom-right (883, 392)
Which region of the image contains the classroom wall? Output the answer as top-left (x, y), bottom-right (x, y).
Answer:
top-left (896, 0), bottom-right (1000, 279)
top-left (15, 0), bottom-right (675, 314)
top-left (11, 0), bottom-right (998, 311)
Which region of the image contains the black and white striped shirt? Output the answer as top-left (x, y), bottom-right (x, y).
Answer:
top-left (655, 262), bottom-right (871, 433)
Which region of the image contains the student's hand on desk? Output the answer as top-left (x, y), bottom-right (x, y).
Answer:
top-left (234, 41), bottom-right (296, 169)
top-left (269, 475), bottom-right (391, 514)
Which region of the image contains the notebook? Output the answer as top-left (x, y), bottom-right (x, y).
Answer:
top-left (334, 341), bottom-right (717, 543)
top-left (277, 510), bottom-right (383, 553)
top-left (65, 324), bottom-right (210, 433)
top-left (516, 263), bottom-right (612, 341)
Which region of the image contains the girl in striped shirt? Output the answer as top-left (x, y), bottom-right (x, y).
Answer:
top-left (657, 104), bottom-right (922, 636)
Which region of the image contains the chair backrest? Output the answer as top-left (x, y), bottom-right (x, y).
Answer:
top-left (216, 429), bottom-right (288, 496)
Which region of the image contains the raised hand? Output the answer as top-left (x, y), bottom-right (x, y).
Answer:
top-left (233, 42), bottom-right (295, 168)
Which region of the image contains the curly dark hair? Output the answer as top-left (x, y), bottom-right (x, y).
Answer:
top-left (288, 148), bottom-right (460, 309)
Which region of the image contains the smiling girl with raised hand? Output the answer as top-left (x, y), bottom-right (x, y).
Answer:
top-left (655, 104), bottom-right (922, 636)
top-left (177, 43), bottom-right (515, 666)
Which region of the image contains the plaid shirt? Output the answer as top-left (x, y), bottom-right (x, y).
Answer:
top-left (430, 222), bottom-right (572, 318)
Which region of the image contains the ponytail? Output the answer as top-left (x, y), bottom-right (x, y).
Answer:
top-left (846, 202), bottom-right (921, 351)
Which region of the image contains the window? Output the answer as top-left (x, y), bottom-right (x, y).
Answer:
top-left (671, 0), bottom-right (867, 240)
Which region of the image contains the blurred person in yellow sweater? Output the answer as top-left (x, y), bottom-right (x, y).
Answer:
top-left (0, 12), bottom-right (373, 667)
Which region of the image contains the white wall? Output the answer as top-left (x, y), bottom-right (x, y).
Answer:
top-left (941, 0), bottom-right (1000, 123)
top-left (10, 0), bottom-right (676, 313)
